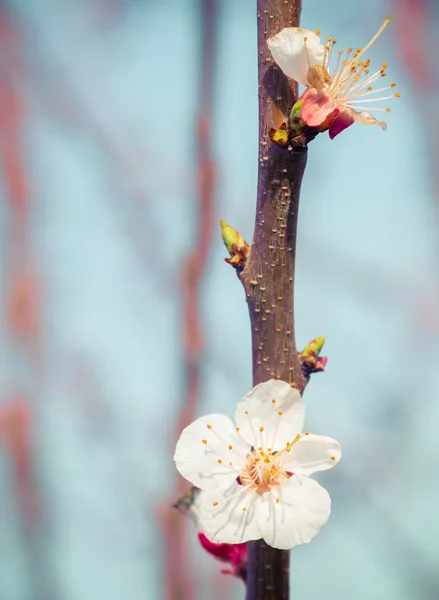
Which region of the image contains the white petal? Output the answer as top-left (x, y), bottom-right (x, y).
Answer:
top-left (282, 433), bottom-right (341, 475)
top-left (235, 380), bottom-right (304, 451)
top-left (174, 414), bottom-right (250, 491)
top-left (267, 27), bottom-right (325, 86)
top-left (353, 110), bottom-right (387, 130)
top-left (255, 475), bottom-right (331, 549)
top-left (197, 483), bottom-right (262, 544)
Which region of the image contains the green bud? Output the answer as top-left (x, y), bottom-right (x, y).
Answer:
top-left (289, 100), bottom-right (305, 134)
top-left (300, 335), bottom-right (326, 359)
top-left (220, 220), bottom-right (246, 254)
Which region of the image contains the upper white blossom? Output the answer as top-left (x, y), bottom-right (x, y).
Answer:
top-left (174, 380), bottom-right (341, 550)
top-left (267, 18), bottom-right (399, 138)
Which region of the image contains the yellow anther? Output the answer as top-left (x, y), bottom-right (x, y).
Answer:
top-left (213, 501), bottom-right (218, 506)
top-left (276, 498), bottom-right (280, 503)
top-left (258, 447), bottom-right (263, 451)
top-left (347, 47), bottom-right (353, 52)
top-left (395, 92), bottom-right (401, 98)
top-left (332, 39), bottom-right (337, 44)
top-left (305, 432), bottom-right (310, 435)
top-left (367, 86), bottom-right (372, 90)
top-left (357, 47), bottom-right (362, 52)
top-left (391, 82), bottom-right (397, 87)
top-left (267, 448), bottom-right (272, 452)
top-left (242, 507), bottom-right (247, 511)
top-left (278, 411), bottom-right (283, 416)
top-left (270, 468), bottom-right (276, 475)
top-left (315, 29), bottom-right (321, 35)
top-left (271, 398), bottom-right (276, 404)
top-left (303, 36), bottom-right (308, 41)
top-left (202, 439), bottom-right (207, 444)
top-left (259, 426), bottom-right (264, 432)
top-left (364, 68), bottom-right (370, 74)
top-left (218, 459), bottom-right (222, 464)
top-left (331, 456), bottom-right (336, 461)
top-left (236, 427), bottom-right (240, 431)
top-left (245, 410), bottom-right (249, 415)
top-left (228, 444), bottom-right (233, 450)
top-left (327, 36), bottom-right (332, 42)
top-left (264, 458), bottom-right (270, 463)
top-left (386, 107), bottom-right (391, 112)
top-left (338, 49), bottom-right (343, 55)
top-left (382, 62), bottom-right (387, 68)
top-left (207, 424), bottom-right (212, 429)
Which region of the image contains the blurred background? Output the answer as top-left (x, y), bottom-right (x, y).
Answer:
top-left (0, 0), bottom-right (438, 599)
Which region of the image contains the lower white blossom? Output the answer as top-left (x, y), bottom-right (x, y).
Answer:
top-left (174, 379), bottom-right (341, 550)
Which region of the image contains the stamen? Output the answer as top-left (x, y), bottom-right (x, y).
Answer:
top-left (213, 501), bottom-right (218, 506)
top-left (303, 35), bottom-right (312, 71)
top-left (202, 439), bottom-right (207, 444)
top-left (348, 95), bottom-right (398, 103)
top-left (353, 17), bottom-right (392, 64)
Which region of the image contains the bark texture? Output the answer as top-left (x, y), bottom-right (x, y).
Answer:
top-left (240, 2), bottom-right (307, 599)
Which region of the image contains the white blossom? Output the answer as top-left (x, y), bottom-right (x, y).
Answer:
top-left (174, 380), bottom-right (341, 550)
top-left (267, 18), bottom-right (399, 138)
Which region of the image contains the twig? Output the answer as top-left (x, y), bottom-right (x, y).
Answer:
top-left (238, 2), bottom-right (306, 599)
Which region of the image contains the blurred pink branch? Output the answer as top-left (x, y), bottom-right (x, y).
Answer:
top-left (161, 2), bottom-right (217, 599)
top-left (0, 398), bottom-right (38, 522)
top-left (394, 0), bottom-right (433, 90)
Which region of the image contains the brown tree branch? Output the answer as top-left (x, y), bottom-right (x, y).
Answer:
top-left (239, 2), bottom-right (306, 599)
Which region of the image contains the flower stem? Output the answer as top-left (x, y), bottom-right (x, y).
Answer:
top-left (240, 1), bottom-right (306, 598)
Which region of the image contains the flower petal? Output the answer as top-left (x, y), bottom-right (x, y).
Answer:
top-left (235, 380), bottom-right (304, 451)
top-left (174, 414), bottom-right (249, 491)
top-left (300, 87), bottom-right (338, 127)
top-left (328, 110), bottom-right (355, 139)
top-left (267, 27), bottom-right (324, 86)
top-left (282, 433), bottom-right (341, 475)
top-left (255, 475), bottom-right (331, 549)
top-left (197, 483), bottom-right (262, 544)
top-left (352, 110), bottom-right (387, 130)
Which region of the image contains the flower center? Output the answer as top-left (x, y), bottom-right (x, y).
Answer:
top-left (239, 434), bottom-right (301, 495)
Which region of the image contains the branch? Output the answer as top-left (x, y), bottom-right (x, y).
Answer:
top-left (241, 2), bottom-right (305, 599)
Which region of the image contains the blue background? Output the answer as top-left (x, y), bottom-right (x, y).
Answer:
top-left (1, 0), bottom-right (438, 599)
